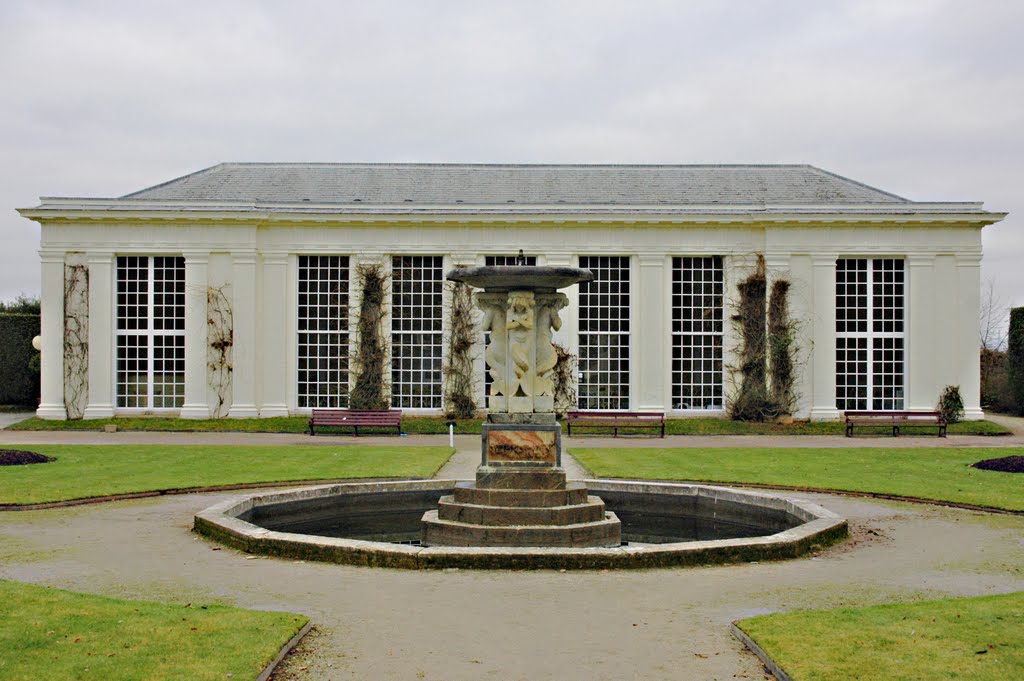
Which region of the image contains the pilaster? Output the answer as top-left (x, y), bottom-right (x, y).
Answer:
top-left (260, 252), bottom-right (290, 417)
top-left (906, 254), bottom-right (936, 411)
top-left (786, 254), bottom-right (814, 419)
top-left (83, 253), bottom-right (115, 419)
top-left (957, 254), bottom-right (984, 419)
top-left (36, 251), bottom-right (67, 419)
top-left (809, 254), bottom-right (839, 421)
top-left (635, 254), bottom-right (667, 411)
top-left (180, 252), bottom-right (211, 419)
top-left (228, 252), bottom-right (259, 418)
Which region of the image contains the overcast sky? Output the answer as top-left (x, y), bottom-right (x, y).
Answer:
top-left (2, 0), bottom-right (1021, 318)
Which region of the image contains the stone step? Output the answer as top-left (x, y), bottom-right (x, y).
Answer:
top-left (421, 510), bottom-right (622, 548)
top-left (453, 481), bottom-right (589, 508)
top-left (437, 495), bottom-right (607, 526)
top-left (475, 465), bottom-right (566, 490)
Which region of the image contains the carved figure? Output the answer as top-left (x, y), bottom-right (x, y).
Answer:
top-left (478, 293), bottom-right (507, 397)
top-left (506, 291), bottom-right (535, 397)
top-left (534, 293), bottom-right (567, 396)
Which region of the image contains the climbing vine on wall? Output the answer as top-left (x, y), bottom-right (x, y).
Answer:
top-left (63, 262), bottom-right (89, 419)
top-left (767, 279), bottom-right (796, 415)
top-left (729, 256), bottom-right (797, 421)
top-left (207, 285), bottom-right (233, 418)
top-left (443, 276), bottom-right (478, 419)
top-left (552, 342), bottom-right (577, 419)
top-left (349, 264), bottom-right (390, 410)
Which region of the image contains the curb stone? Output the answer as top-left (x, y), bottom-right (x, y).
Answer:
top-left (730, 622), bottom-right (791, 681)
top-left (258, 620), bottom-right (313, 681)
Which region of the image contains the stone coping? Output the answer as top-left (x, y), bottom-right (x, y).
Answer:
top-left (193, 479), bottom-right (848, 570)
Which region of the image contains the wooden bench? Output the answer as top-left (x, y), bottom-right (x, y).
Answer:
top-left (308, 409), bottom-right (402, 436)
top-left (844, 410), bottom-right (946, 438)
top-left (566, 411), bottom-right (666, 438)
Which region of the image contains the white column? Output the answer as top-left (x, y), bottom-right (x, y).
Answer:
top-left (636, 254), bottom-right (667, 411)
top-left (906, 255), bottom-right (936, 411)
top-left (228, 252), bottom-right (259, 417)
top-left (83, 253), bottom-right (115, 419)
top-left (809, 254), bottom-right (839, 421)
top-left (957, 254), bottom-right (984, 419)
top-left (37, 251), bottom-right (67, 419)
top-left (260, 252), bottom-right (290, 417)
top-left (180, 253), bottom-right (210, 419)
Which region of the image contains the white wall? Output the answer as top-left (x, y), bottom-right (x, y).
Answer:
top-left (36, 218), bottom-right (985, 420)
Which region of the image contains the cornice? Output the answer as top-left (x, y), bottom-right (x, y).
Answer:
top-left (17, 202), bottom-right (1006, 229)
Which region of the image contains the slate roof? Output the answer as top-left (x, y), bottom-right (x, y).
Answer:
top-left (120, 163), bottom-right (910, 206)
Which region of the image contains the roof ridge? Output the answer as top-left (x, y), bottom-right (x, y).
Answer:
top-left (120, 163), bottom-right (229, 199)
top-left (210, 161), bottom-right (819, 169)
top-left (805, 165), bottom-right (909, 202)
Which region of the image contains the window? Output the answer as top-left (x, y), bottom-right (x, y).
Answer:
top-left (116, 256), bottom-right (185, 409)
top-left (297, 256), bottom-right (350, 408)
top-left (577, 256), bottom-right (630, 410)
top-left (836, 258), bottom-right (905, 411)
top-left (483, 255), bottom-right (537, 406)
top-left (392, 256), bottom-right (444, 409)
top-left (671, 256), bottom-right (724, 409)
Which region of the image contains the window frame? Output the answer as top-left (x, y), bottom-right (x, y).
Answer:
top-left (670, 256), bottom-right (724, 411)
top-left (115, 255), bottom-right (186, 410)
top-left (835, 257), bottom-right (906, 411)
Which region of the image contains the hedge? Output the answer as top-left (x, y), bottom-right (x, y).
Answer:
top-left (1009, 306), bottom-right (1024, 415)
top-left (0, 314), bottom-right (40, 405)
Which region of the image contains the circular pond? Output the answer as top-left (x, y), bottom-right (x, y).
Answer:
top-left (195, 479), bottom-right (847, 570)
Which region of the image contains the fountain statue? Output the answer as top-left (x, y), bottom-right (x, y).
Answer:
top-left (420, 258), bottom-right (623, 547)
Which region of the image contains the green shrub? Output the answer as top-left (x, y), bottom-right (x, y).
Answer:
top-left (0, 313), bottom-right (40, 405)
top-left (980, 348), bottom-right (1014, 412)
top-left (937, 385), bottom-right (965, 424)
top-left (1010, 307), bottom-right (1024, 415)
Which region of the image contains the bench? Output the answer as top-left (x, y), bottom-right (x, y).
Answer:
top-left (566, 411), bottom-right (666, 438)
top-left (308, 409), bottom-right (403, 436)
top-left (844, 410), bottom-right (946, 438)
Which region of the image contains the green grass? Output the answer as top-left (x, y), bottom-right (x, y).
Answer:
top-left (0, 579), bottom-right (307, 681)
top-left (7, 415), bottom-right (1011, 436)
top-left (570, 447), bottom-right (1024, 511)
top-left (0, 444), bottom-right (453, 505)
top-left (736, 591), bottom-right (1024, 680)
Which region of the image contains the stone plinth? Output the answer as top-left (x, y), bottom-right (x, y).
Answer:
top-left (481, 424), bottom-right (561, 466)
top-left (421, 464), bottom-right (622, 548)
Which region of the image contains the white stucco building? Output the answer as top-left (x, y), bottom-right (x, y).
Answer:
top-left (18, 163), bottom-right (1005, 421)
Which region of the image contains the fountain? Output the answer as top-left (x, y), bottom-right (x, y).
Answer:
top-left (193, 259), bottom-right (847, 569)
top-left (420, 262), bottom-right (621, 547)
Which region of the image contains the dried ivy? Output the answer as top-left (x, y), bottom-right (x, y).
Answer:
top-left (349, 264), bottom-right (389, 410)
top-left (63, 262), bottom-right (89, 419)
top-left (443, 277), bottom-right (478, 419)
top-left (729, 256), bottom-right (797, 421)
top-left (552, 342), bottom-right (577, 419)
top-left (206, 286), bottom-right (233, 418)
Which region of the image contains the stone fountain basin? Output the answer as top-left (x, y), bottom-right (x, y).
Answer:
top-left (446, 266), bottom-right (594, 291)
top-left (194, 479), bottom-right (847, 570)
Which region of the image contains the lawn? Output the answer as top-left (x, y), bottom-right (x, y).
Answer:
top-left (0, 444), bottom-right (453, 505)
top-left (6, 415), bottom-right (1011, 436)
top-left (570, 447), bottom-right (1024, 511)
top-left (0, 579), bottom-right (307, 681)
top-left (735, 591), bottom-right (1024, 680)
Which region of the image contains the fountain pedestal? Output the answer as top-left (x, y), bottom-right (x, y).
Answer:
top-left (421, 265), bottom-right (622, 548)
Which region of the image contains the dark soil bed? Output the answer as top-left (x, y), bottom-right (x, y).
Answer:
top-left (971, 455), bottom-right (1024, 473)
top-left (0, 449), bottom-right (55, 466)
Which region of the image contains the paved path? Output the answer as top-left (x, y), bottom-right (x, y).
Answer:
top-left (2, 424), bottom-right (1022, 679)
